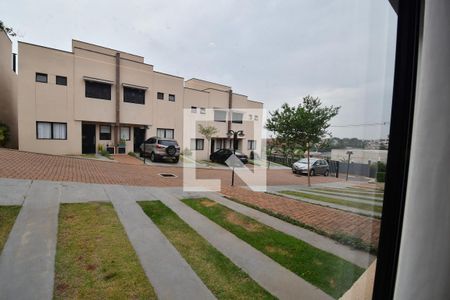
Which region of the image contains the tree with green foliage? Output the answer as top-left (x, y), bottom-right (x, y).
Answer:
top-left (266, 95), bottom-right (340, 186)
top-left (0, 122), bottom-right (10, 147)
top-left (198, 124), bottom-right (218, 157)
top-left (0, 21), bottom-right (17, 37)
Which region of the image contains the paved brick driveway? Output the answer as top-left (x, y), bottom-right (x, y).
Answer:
top-left (0, 149), bottom-right (340, 187)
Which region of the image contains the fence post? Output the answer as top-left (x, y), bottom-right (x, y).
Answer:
top-left (336, 161), bottom-right (339, 178)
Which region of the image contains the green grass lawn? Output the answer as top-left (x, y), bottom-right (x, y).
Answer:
top-left (0, 206), bottom-right (21, 252)
top-left (183, 198), bottom-right (364, 299)
top-left (280, 190), bottom-right (383, 213)
top-left (54, 203), bottom-right (156, 300)
top-left (308, 188), bottom-right (383, 201)
top-left (139, 201), bottom-right (275, 300)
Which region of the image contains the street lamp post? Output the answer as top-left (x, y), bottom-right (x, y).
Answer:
top-left (227, 130), bottom-right (244, 186)
top-left (346, 150), bottom-right (353, 181)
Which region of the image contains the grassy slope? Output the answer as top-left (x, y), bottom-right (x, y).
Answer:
top-left (280, 190), bottom-right (383, 213)
top-left (54, 203), bottom-right (156, 300)
top-left (139, 201), bottom-right (275, 300)
top-left (315, 188), bottom-right (384, 199)
top-left (183, 198), bottom-right (364, 299)
top-left (0, 206), bottom-right (21, 252)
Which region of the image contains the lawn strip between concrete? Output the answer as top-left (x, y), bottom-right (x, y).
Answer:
top-left (54, 202), bottom-right (156, 300)
top-left (106, 185), bottom-right (215, 300)
top-left (183, 198), bottom-right (365, 299)
top-left (0, 206), bottom-right (21, 252)
top-left (139, 200), bottom-right (275, 300)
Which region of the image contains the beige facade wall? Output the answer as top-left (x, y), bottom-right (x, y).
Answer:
top-left (0, 31), bottom-right (18, 148)
top-left (8, 38), bottom-right (263, 157)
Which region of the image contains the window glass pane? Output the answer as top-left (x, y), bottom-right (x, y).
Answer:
top-left (166, 129), bottom-right (174, 139)
top-left (200, 107), bottom-right (206, 114)
top-left (196, 139), bottom-right (204, 150)
top-left (100, 125), bottom-right (111, 140)
top-left (36, 73), bottom-right (47, 83)
top-left (157, 92), bottom-right (164, 100)
top-left (191, 106), bottom-right (197, 113)
top-left (214, 110), bottom-right (227, 122)
top-left (52, 123), bottom-right (67, 139)
top-left (56, 76), bottom-right (67, 86)
top-left (124, 87), bottom-right (145, 104)
top-left (120, 127), bottom-right (130, 140)
top-left (168, 94), bottom-right (175, 101)
top-left (232, 112), bottom-right (243, 124)
top-left (37, 122), bottom-right (51, 139)
top-left (85, 81), bottom-right (111, 100)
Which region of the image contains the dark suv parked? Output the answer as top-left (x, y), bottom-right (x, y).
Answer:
top-left (139, 137), bottom-right (180, 163)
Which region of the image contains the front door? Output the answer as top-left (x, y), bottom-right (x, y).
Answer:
top-left (210, 139), bottom-right (215, 154)
top-left (82, 124), bottom-right (96, 154)
top-left (134, 127), bottom-right (146, 153)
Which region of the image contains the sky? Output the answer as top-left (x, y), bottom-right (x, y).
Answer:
top-left (1, 0), bottom-right (397, 139)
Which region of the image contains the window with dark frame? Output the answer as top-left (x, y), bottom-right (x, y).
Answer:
top-left (168, 94), bottom-right (176, 102)
top-left (85, 80), bottom-right (112, 100)
top-left (191, 106), bottom-right (197, 113)
top-left (214, 110), bottom-right (227, 122)
top-left (36, 122), bottom-right (67, 140)
top-left (36, 73), bottom-right (48, 83)
top-left (191, 138), bottom-right (204, 150)
top-left (157, 92), bottom-right (164, 100)
top-left (124, 86), bottom-right (145, 104)
top-left (56, 75), bottom-right (67, 86)
top-left (99, 125), bottom-right (111, 140)
top-left (232, 112), bottom-right (243, 124)
top-left (156, 128), bottom-right (174, 139)
top-left (248, 140), bottom-right (256, 150)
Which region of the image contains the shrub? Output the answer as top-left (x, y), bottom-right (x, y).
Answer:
top-left (376, 172), bottom-right (386, 182)
top-left (98, 144), bottom-right (105, 153)
top-left (128, 152), bottom-right (136, 157)
top-left (0, 122), bottom-right (10, 147)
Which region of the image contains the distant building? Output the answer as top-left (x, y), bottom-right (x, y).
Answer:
top-left (331, 148), bottom-right (388, 164)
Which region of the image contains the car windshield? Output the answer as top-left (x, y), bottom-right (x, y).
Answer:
top-left (297, 159), bottom-right (312, 164)
top-left (158, 140), bottom-right (177, 146)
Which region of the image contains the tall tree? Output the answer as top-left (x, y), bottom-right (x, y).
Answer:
top-left (0, 21), bottom-right (17, 36)
top-left (198, 124), bottom-right (218, 157)
top-left (266, 95), bottom-right (340, 186)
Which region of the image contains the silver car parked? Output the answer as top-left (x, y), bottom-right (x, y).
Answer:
top-left (139, 136), bottom-right (180, 163)
top-left (292, 158), bottom-right (329, 176)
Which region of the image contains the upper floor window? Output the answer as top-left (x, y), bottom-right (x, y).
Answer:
top-left (157, 92), bottom-right (164, 100)
top-left (36, 73), bottom-right (48, 83)
top-left (214, 110), bottom-right (227, 122)
top-left (232, 112), bottom-right (243, 124)
top-left (254, 115), bottom-right (259, 121)
top-left (124, 87), bottom-right (145, 104)
top-left (36, 122), bottom-right (67, 140)
top-left (157, 128), bottom-right (174, 139)
top-left (85, 81), bottom-right (111, 100)
top-left (191, 106), bottom-right (197, 113)
top-left (56, 76), bottom-right (67, 86)
top-left (168, 94), bottom-right (176, 102)
top-left (200, 107), bottom-right (206, 114)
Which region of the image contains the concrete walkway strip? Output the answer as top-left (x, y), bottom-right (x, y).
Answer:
top-left (198, 192), bottom-right (375, 269)
top-left (153, 189), bottom-right (332, 300)
top-left (104, 185), bottom-right (216, 300)
top-left (0, 181), bottom-right (60, 300)
top-left (0, 178), bottom-right (32, 205)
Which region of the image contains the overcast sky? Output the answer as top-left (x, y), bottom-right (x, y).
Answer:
top-left (2, 0), bottom-right (397, 139)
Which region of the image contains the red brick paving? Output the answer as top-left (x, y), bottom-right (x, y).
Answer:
top-left (221, 186), bottom-right (380, 248)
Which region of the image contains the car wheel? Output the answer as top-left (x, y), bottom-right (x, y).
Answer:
top-left (150, 152), bottom-right (156, 162)
top-left (292, 169), bottom-right (296, 174)
top-left (310, 169), bottom-right (315, 176)
top-left (324, 170), bottom-right (329, 177)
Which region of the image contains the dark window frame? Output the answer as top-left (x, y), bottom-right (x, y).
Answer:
top-left (36, 121), bottom-right (67, 140)
top-left (99, 125), bottom-right (112, 140)
top-left (123, 86), bottom-right (146, 105)
top-left (56, 75), bottom-right (67, 86)
top-left (157, 92), bottom-right (164, 100)
top-left (35, 73), bottom-right (48, 83)
top-left (192, 138), bottom-right (204, 150)
top-left (248, 140), bottom-right (256, 150)
top-left (156, 128), bottom-right (174, 139)
top-left (168, 94), bottom-right (176, 102)
top-left (85, 80), bottom-right (112, 100)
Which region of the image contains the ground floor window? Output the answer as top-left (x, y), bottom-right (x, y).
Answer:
top-left (100, 125), bottom-right (111, 140)
top-left (157, 128), bottom-right (174, 139)
top-left (36, 122), bottom-right (67, 140)
top-left (191, 138), bottom-right (204, 150)
top-left (120, 127), bottom-right (130, 141)
top-left (248, 140), bottom-right (256, 150)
